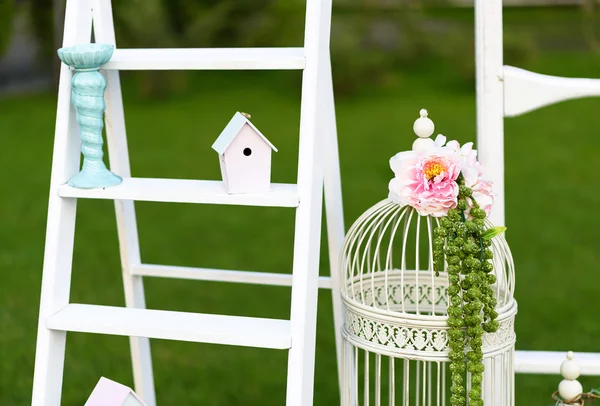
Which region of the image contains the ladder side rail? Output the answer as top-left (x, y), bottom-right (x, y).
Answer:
top-left (322, 54), bottom-right (346, 394)
top-left (475, 0), bottom-right (505, 227)
top-left (286, 0), bottom-right (334, 404)
top-left (91, 1), bottom-right (156, 405)
top-left (31, 1), bottom-right (93, 405)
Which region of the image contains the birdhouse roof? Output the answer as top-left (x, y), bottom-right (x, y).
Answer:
top-left (84, 377), bottom-right (147, 406)
top-left (212, 112), bottom-right (278, 155)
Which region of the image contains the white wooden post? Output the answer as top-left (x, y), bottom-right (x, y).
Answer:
top-left (475, 0), bottom-right (505, 227)
top-left (91, 2), bottom-right (156, 404)
top-left (286, 0), bottom-right (333, 404)
top-left (31, 1), bottom-right (92, 405)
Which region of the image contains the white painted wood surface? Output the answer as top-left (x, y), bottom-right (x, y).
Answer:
top-left (131, 264), bottom-right (333, 288)
top-left (30, 2), bottom-right (92, 405)
top-left (285, 0), bottom-right (333, 405)
top-left (91, 1), bottom-right (156, 403)
top-left (102, 48), bottom-right (306, 70)
top-left (321, 55), bottom-right (346, 393)
top-left (514, 351), bottom-right (600, 375)
top-left (475, 0), bottom-right (505, 227)
top-left (503, 66), bottom-right (600, 117)
top-left (47, 304), bottom-right (292, 349)
top-left (58, 178), bottom-right (299, 207)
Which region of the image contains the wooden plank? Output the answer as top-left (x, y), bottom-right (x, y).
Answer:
top-left (131, 264), bottom-right (333, 288)
top-left (475, 0), bottom-right (505, 226)
top-left (515, 350), bottom-right (600, 375)
top-left (31, 2), bottom-right (92, 405)
top-left (332, 0), bottom-right (581, 9)
top-left (504, 66), bottom-right (600, 117)
top-left (101, 48), bottom-right (306, 71)
top-left (91, 1), bottom-right (156, 404)
top-left (47, 304), bottom-right (292, 350)
top-left (321, 55), bottom-right (346, 392)
top-left (285, 0), bottom-right (332, 404)
top-left (453, 0), bottom-right (580, 6)
top-left (58, 177), bottom-right (300, 207)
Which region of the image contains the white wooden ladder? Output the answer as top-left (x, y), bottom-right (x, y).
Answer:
top-left (30, 1), bottom-right (346, 405)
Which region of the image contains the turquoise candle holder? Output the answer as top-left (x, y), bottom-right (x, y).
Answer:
top-left (57, 43), bottom-right (122, 189)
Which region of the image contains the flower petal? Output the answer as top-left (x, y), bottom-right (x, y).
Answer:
top-left (434, 134), bottom-right (447, 147)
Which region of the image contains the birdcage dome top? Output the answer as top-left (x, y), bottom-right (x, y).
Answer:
top-left (339, 110), bottom-right (517, 360)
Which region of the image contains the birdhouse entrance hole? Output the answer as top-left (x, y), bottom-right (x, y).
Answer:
top-left (243, 148), bottom-right (252, 156)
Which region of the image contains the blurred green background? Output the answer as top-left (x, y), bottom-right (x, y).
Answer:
top-left (1, 1), bottom-right (600, 405)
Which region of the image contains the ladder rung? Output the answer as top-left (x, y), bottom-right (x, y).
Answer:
top-left (47, 304), bottom-right (292, 349)
top-left (131, 264), bottom-right (333, 289)
top-left (515, 350), bottom-right (600, 375)
top-left (58, 177), bottom-right (300, 208)
top-left (101, 48), bottom-right (306, 71)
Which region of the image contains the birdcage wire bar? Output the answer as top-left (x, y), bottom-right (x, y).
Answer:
top-left (341, 345), bottom-right (516, 406)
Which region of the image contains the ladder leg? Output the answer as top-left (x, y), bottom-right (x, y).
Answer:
top-left (92, 2), bottom-right (156, 404)
top-left (103, 70), bottom-right (156, 406)
top-left (31, 2), bottom-right (92, 405)
top-left (322, 55), bottom-right (346, 397)
top-left (286, 0), bottom-right (334, 405)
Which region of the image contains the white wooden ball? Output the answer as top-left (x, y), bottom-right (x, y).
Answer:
top-left (558, 379), bottom-right (583, 403)
top-left (561, 352), bottom-right (581, 380)
top-left (412, 138), bottom-right (435, 153)
top-left (413, 109), bottom-right (435, 138)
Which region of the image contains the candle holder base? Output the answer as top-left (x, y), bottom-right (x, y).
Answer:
top-left (68, 169), bottom-right (122, 189)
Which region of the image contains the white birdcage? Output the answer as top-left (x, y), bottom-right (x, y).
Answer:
top-left (339, 111), bottom-right (517, 406)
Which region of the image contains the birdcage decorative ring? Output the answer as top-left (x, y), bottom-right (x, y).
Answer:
top-left (339, 110), bottom-right (517, 406)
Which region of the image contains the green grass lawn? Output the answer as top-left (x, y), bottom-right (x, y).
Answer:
top-left (2, 36), bottom-right (600, 406)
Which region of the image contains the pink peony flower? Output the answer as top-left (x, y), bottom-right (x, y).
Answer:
top-left (445, 139), bottom-right (495, 218)
top-left (471, 179), bottom-right (494, 217)
top-left (389, 139), bottom-right (461, 217)
top-left (445, 140), bottom-right (479, 187)
top-left (389, 135), bottom-right (494, 218)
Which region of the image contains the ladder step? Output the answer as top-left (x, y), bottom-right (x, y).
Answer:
top-left (132, 264), bottom-right (333, 288)
top-left (58, 177), bottom-right (299, 208)
top-left (47, 304), bottom-right (292, 349)
top-left (101, 48), bottom-right (306, 71)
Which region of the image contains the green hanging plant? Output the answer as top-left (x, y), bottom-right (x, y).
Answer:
top-left (432, 178), bottom-right (503, 406)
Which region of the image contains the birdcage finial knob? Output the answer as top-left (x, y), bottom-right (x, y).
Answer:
top-left (558, 351), bottom-right (583, 404)
top-left (412, 109), bottom-right (436, 153)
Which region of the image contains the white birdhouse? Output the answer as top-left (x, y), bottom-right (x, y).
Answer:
top-left (212, 112), bottom-right (278, 194)
top-left (84, 377), bottom-right (147, 406)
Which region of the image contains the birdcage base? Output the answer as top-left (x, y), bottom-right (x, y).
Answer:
top-left (340, 339), bottom-right (515, 406)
